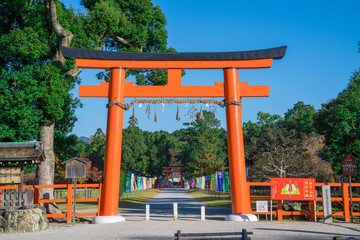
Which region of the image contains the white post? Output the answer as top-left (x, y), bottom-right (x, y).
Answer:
top-left (201, 206), bottom-right (205, 221)
top-left (173, 203), bottom-right (178, 220)
top-left (270, 200), bottom-right (273, 221)
top-left (146, 204), bottom-right (150, 221)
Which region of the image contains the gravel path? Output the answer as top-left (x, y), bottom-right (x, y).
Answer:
top-left (2, 188), bottom-right (360, 240)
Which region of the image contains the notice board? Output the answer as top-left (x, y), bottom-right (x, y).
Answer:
top-left (271, 178), bottom-right (315, 201)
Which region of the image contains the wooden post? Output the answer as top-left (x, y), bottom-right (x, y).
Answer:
top-left (180, 172), bottom-right (184, 188)
top-left (277, 200), bottom-right (283, 221)
top-left (309, 201), bottom-right (315, 221)
top-left (165, 172), bottom-right (169, 188)
top-left (223, 67), bottom-right (251, 215)
top-left (73, 178), bottom-right (77, 224)
top-left (146, 204), bottom-right (150, 221)
top-left (173, 203), bottom-right (178, 220)
top-left (34, 186), bottom-right (40, 205)
top-left (97, 183), bottom-right (102, 216)
top-left (67, 183), bottom-right (73, 224)
top-left (100, 67), bottom-right (126, 216)
top-left (349, 176), bottom-right (354, 223)
top-left (342, 182), bottom-right (350, 222)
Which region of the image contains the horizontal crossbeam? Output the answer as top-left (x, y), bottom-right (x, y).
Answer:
top-left (79, 80), bottom-right (268, 98)
top-left (61, 46), bottom-right (286, 69)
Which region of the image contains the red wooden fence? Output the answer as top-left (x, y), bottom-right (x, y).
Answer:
top-left (0, 182), bottom-right (358, 223)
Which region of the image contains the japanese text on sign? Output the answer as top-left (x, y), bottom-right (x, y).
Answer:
top-left (271, 178), bottom-right (315, 201)
top-left (342, 155), bottom-right (356, 176)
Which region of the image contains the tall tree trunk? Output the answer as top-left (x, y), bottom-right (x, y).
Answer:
top-left (36, 123), bottom-right (61, 214)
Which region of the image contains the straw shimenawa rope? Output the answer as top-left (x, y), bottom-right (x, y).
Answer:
top-left (106, 98), bottom-right (242, 110)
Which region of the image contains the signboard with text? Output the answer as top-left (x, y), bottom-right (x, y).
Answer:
top-left (0, 167), bottom-right (21, 184)
top-left (271, 178), bottom-right (315, 201)
top-left (342, 155), bottom-right (356, 176)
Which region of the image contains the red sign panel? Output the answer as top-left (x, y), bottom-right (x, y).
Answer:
top-left (342, 155), bottom-right (356, 176)
top-left (271, 178), bottom-right (315, 201)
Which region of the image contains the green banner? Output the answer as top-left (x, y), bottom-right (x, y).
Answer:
top-left (137, 177), bottom-right (142, 191)
top-left (223, 171), bottom-right (230, 192)
top-left (119, 171), bottom-right (126, 196)
top-left (124, 173), bottom-right (131, 193)
top-left (211, 173), bottom-right (216, 191)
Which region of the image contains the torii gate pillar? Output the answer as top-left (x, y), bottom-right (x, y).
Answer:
top-left (93, 68), bottom-right (126, 223)
top-left (224, 68), bottom-right (254, 221)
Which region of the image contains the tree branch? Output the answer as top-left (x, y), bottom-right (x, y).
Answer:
top-left (111, 35), bottom-right (142, 52)
top-left (45, 0), bottom-right (74, 67)
top-left (66, 66), bottom-right (81, 80)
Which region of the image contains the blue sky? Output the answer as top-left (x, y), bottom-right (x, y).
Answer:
top-left (63, 0), bottom-right (360, 137)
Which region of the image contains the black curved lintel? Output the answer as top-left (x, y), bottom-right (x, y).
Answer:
top-left (61, 46), bottom-right (287, 61)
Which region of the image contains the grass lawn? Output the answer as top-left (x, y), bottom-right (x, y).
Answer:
top-left (56, 189), bottom-right (160, 211)
top-left (186, 189), bottom-right (231, 209)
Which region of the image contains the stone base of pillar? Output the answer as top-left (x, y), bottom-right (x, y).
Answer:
top-left (225, 214), bottom-right (258, 222)
top-left (92, 215), bottom-right (125, 224)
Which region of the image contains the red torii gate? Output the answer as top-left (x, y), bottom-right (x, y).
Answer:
top-left (61, 46), bottom-right (286, 223)
top-left (162, 166), bottom-right (184, 188)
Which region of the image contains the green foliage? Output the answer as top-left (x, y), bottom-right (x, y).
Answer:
top-left (54, 134), bottom-right (89, 161)
top-left (88, 128), bottom-right (106, 171)
top-left (283, 101), bottom-right (317, 137)
top-left (0, 0), bottom-right (80, 144)
top-left (143, 130), bottom-right (178, 176)
top-left (179, 111), bottom-right (227, 178)
top-left (121, 126), bottom-right (148, 175)
top-left (244, 106), bottom-right (333, 182)
top-left (243, 111), bottom-right (283, 144)
top-left (315, 69), bottom-right (360, 181)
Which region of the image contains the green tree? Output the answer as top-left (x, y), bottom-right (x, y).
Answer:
top-left (144, 130), bottom-right (178, 176)
top-left (315, 69), bottom-right (360, 181)
top-left (88, 128), bottom-right (106, 171)
top-left (121, 126), bottom-right (148, 175)
top-left (243, 112), bottom-right (283, 162)
top-left (54, 134), bottom-right (89, 161)
top-left (283, 101), bottom-right (317, 137)
top-left (179, 111), bottom-right (227, 178)
top-left (0, 0), bottom-right (172, 208)
top-left (244, 111), bottom-right (329, 182)
top-left (243, 111), bottom-right (283, 144)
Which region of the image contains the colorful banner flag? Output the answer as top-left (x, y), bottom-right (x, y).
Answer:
top-left (137, 177), bottom-right (142, 191)
top-left (134, 176), bottom-right (138, 191)
top-left (119, 171), bottom-right (126, 196)
top-left (142, 177), bottom-right (147, 190)
top-left (201, 176), bottom-right (205, 190)
top-left (223, 171), bottom-right (230, 192)
top-left (124, 173), bottom-right (131, 193)
top-left (216, 172), bottom-right (224, 192)
top-left (130, 173), bottom-right (135, 192)
top-left (211, 174), bottom-right (216, 191)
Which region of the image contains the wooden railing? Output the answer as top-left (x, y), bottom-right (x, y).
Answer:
top-left (249, 182), bottom-right (360, 222)
top-left (1, 182), bottom-right (358, 223)
top-left (0, 183), bottom-right (102, 224)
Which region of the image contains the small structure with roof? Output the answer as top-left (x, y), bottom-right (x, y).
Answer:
top-left (0, 141), bottom-right (44, 209)
top-left (62, 157), bottom-right (90, 179)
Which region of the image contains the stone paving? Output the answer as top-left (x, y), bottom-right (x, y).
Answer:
top-left (1, 188), bottom-right (360, 240)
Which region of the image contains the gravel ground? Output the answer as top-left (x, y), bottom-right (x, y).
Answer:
top-left (2, 188), bottom-right (360, 240)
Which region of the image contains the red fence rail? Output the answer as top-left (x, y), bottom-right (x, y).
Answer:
top-left (0, 183), bottom-right (102, 224)
top-left (0, 182), bottom-right (358, 223)
top-left (249, 182), bottom-right (360, 222)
